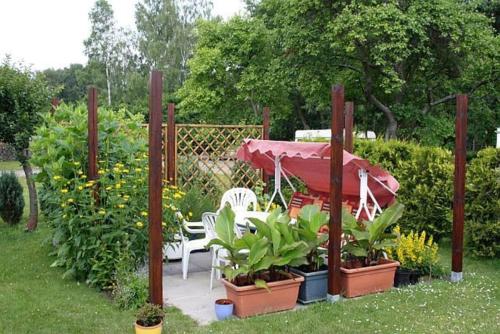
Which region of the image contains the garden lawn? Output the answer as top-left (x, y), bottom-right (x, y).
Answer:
top-left (0, 222), bottom-right (498, 333)
top-left (0, 161), bottom-right (22, 171)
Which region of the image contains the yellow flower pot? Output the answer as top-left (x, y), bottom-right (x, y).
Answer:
top-left (134, 321), bottom-right (163, 334)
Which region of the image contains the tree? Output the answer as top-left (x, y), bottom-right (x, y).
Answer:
top-left (0, 60), bottom-right (51, 231)
top-left (84, 0), bottom-right (117, 105)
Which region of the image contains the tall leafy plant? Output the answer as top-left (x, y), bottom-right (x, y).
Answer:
top-left (295, 205), bottom-right (329, 272)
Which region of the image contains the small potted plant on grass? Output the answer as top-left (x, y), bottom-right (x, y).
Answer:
top-left (208, 206), bottom-right (308, 318)
top-left (340, 202), bottom-right (403, 298)
top-left (135, 303), bottom-right (164, 334)
top-left (289, 205), bottom-right (330, 303)
top-left (388, 226), bottom-right (441, 287)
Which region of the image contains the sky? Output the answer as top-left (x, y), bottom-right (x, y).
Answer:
top-left (0, 0), bottom-right (245, 71)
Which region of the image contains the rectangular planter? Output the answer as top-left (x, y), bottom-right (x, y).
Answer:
top-left (341, 260), bottom-right (399, 298)
top-left (222, 273), bottom-right (304, 318)
top-left (290, 268), bottom-right (328, 304)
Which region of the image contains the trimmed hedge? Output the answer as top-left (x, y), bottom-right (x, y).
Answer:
top-left (465, 148), bottom-right (500, 258)
top-left (354, 140), bottom-right (454, 240)
top-left (0, 172), bottom-right (25, 225)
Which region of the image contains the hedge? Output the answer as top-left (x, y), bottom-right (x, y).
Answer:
top-left (465, 148), bottom-right (499, 258)
top-left (354, 140), bottom-right (454, 240)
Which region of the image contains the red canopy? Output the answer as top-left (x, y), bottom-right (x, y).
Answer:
top-left (236, 139), bottom-right (399, 208)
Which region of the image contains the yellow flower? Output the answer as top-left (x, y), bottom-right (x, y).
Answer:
top-left (117, 204), bottom-right (125, 209)
top-left (140, 211), bottom-right (148, 217)
top-left (77, 170), bottom-right (83, 175)
top-left (73, 162), bottom-right (81, 166)
top-left (136, 221), bottom-right (144, 228)
top-left (123, 169), bottom-right (130, 173)
top-left (188, 212), bottom-right (193, 217)
top-left (98, 209), bottom-right (106, 215)
top-left (61, 189), bottom-right (68, 194)
top-left (80, 175), bottom-right (87, 179)
top-left (98, 170), bottom-right (105, 175)
top-left (162, 222), bottom-right (166, 227)
top-left (67, 198), bottom-right (74, 203)
top-left (60, 203), bottom-right (67, 208)
top-left (113, 167), bottom-right (121, 172)
top-left (115, 183), bottom-right (121, 189)
top-left (105, 186), bottom-right (112, 191)
top-left (135, 168), bottom-right (142, 172)
top-left (173, 193), bottom-right (182, 199)
top-left (53, 175), bottom-right (62, 181)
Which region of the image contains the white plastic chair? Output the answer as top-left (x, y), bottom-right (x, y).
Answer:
top-left (179, 217), bottom-right (212, 280)
top-left (203, 212), bottom-right (245, 290)
top-left (219, 188), bottom-right (258, 213)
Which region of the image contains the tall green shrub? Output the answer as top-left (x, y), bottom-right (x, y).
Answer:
top-left (0, 172), bottom-right (25, 225)
top-left (465, 148), bottom-right (500, 258)
top-left (31, 104), bottom-right (188, 289)
top-left (354, 140), bottom-right (453, 240)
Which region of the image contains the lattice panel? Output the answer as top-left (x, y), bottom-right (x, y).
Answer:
top-left (173, 124), bottom-right (263, 198)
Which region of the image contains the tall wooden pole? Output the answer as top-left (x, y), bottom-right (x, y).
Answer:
top-left (344, 102), bottom-right (354, 153)
top-left (167, 103), bottom-right (176, 185)
top-left (148, 71), bottom-right (164, 305)
top-left (262, 106), bottom-right (270, 192)
top-left (50, 97), bottom-right (59, 114)
top-left (328, 85), bottom-right (344, 301)
top-left (87, 87), bottom-right (98, 181)
top-left (451, 94), bottom-right (467, 282)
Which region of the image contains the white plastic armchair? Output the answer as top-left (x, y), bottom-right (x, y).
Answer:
top-left (218, 188), bottom-right (258, 213)
top-left (178, 216), bottom-right (212, 280)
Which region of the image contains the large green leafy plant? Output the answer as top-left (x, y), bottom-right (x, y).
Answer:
top-left (295, 205), bottom-right (329, 272)
top-left (342, 202), bottom-right (404, 267)
top-left (208, 206), bottom-right (309, 288)
top-left (31, 104), bottom-right (187, 289)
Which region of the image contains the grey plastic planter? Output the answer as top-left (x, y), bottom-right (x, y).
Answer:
top-left (290, 268), bottom-right (328, 304)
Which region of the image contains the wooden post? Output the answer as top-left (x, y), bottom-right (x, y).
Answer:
top-left (451, 94), bottom-right (467, 282)
top-left (87, 87), bottom-right (98, 181)
top-left (262, 106), bottom-right (270, 192)
top-left (344, 102), bottom-right (354, 153)
top-left (50, 97), bottom-right (59, 114)
top-left (328, 85), bottom-right (344, 301)
top-left (167, 103), bottom-right (176, 185)
top-left (148, 71), bottom-right (164, 305)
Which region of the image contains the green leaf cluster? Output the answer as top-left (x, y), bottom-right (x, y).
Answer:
top-left (0, 172), bottom-right (25, 225)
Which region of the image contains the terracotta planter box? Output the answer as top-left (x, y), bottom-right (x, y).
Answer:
top-left (222, 273), bottom-right (304, 318)
top-left (341, 260), bottom-right (399, 298)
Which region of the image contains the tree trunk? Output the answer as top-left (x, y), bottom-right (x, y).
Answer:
top-left (23, 160), bottom-right (39, 231)
top-left (368, 94), bottom-right (398, 139)
top-left (105, 63), bottom-right (112, 106)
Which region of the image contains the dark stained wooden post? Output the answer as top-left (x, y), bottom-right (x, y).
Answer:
top-left (328, 85), bottom-right (344, 301)
top-left (167, 103), bottom-right (176, 185)
top-left (87, 87), bottom-right (98, 181)
top-left (262, 106), bottom-right (270, 192)
top-left (451, 94), bottom-right (467, 282)
top-left (50, 97), bottom-right (59, 114)
top-left (344, 102), bottom-right (354, 153)
top-left (149, 71), bottom-right (164, 305)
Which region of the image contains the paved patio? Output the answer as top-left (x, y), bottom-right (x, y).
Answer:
top-left (163, 251), bottom-right (226, 324)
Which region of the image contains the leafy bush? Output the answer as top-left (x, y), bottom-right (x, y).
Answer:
top-left (177, 186), bottom-right (215, 221)
top-left (112, 259), bottom-right (148, 310)
top-left (31, 104), bottom-right (188, 289)
top-left (465, 148), bottom-right (500, 258)
top-left (0, 172), bottom-right (25, 225)
top-left (354, 140), bottom-right (453, 240)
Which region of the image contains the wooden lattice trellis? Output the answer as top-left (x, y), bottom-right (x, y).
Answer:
top-left (162, 124), bottom-right (263, 197)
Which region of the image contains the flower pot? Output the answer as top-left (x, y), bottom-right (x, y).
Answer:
top-left (409, 270), bottom-right (421, 284)
top-left (394, 268), bottom-right (412, 287)
top-left (290, 267), bottom-right (328, 304)
top-left (214, 298), bottom-right (234, 320)
top-left (134, 320), bottom-right (162, 334)
top-left (222, 273), bottom-right (304, 318)
top-left (341, 260), bottom-right (399, 298)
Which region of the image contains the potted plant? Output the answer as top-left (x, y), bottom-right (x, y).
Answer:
top-left (340, 202), bottom-right (403, 298)
top-left (214, 298), bottom-right (234, 320)
top-left (135, 303), bottom-right (164, 334)
top-left (208, 206), bottom-right (308, 318)
top-left (388, 226), bottom-right (441, 287)
top-left (289, 205), bottom-right (330, 303)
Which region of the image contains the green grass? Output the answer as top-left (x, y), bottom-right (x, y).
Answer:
top-left (0, 219), bottom-right (498, 333)
top-left (0, 160), bottom-right (22, 171)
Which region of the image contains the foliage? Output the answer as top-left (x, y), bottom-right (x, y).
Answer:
top-left (295, 205), bottom-right (329, 272)
top-left (136, 303), bottom-right (165, 327)
top-left (111, 258), bottom-right (148, 310)
top-left (177, 186), bottom-right (215, 221)
top-left (0, 172), bottom-right (25, 225)
top-left (465, 147), bottom-right (500, 258)
top-left (354, 139), bottom-right (454, 240)
top-left (342, 202), bottom-right (404, 266)
top-left (387, 226), bottom-right (441, 276)
top-left (208, 206), bottom-right (309, 288)
top-left (31, 104), bottom-right (188, 289)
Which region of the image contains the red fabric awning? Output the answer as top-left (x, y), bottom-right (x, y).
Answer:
top-left (236, 139), bottom-right (399, 208)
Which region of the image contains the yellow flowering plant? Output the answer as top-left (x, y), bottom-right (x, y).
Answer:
top-left (31, 104), bottom-right (189, 289)
top-left (387, 225), bottom-right (441, 276)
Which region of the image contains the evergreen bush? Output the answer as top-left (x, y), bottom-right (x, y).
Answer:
top-left (0, 172), bottom-right (25, 225)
